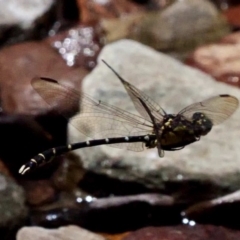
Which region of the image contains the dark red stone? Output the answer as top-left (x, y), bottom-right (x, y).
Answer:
top-left (22, 179), bottom-right (56, 206)
top-left (186, 32), bottom-right (240, 88)
top-left (0, 41), bottom-right (87, 114)
top-left (224, 5), bottom-right (240, 27)
top-left (123, 225), bottom-right (240, 240)
top-left (0, 40), bottom-right (88, 176)
top-left (77, 0), bottom-right (144, 23)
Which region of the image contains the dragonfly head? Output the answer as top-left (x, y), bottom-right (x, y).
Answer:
top-left (192, 112), bottom-right (213, 136)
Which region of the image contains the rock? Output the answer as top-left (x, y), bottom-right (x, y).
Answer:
top-left (186, 31), bottom-right (240, 88)
top-left (183, 189), bottom-right (240, 228)
top-left (0, 114), bottom-right (56, 176)
top-left (122, 225), bottom-right (240, 240)
top-left (210, 0), bottom-right (240, 10)
top-left (0, 41), bottom-right (87, 114)
top-left (77, 0), bottom-right (144, 24)
top-left (101, 232), bottom-right (129, 240)
top-left (17, 225), bottom-right (106, 240)
top-left (101, 0), bottom-right (230, 59)
top-left (52, 153), bottom-right (85, 192)
top-left (0, 0), bottom-right (55, 46)
top-left (224, 4), bottom-right (240, 27)
top-left (0, 173), bottom-right (27, 228)
top-left (69, 39), bottom-right (240, 197)
top-left (128, 0), bottom-right (229, 59)
top-left (30, 193), bottom-right (177, 232)
top-left (101, 13), bottom-right (144, 43)
top-left (0, 159), bottom-right (12, 177)
top-left (221, 31), bottom-right (240, 43)
top-left (0, 40), bottom-right (88, 175)
top-left (22, 180), bottom-right (56, 206)
top-left (47, 23), bottom-right (104, 70)
top-left (0, 0), bottom-right (54, 28)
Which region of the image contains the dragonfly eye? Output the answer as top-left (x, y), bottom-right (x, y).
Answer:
top-left (192, 112), bottom-right (213, 136)
top-left (192, 112), bottom-right (205, 121)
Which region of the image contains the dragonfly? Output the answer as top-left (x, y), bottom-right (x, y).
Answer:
top-left (19, 60), bottom-right (239, 175)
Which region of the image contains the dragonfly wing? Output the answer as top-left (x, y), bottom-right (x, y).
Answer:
top-left (71, 97), bottom-right (154, 151)
top-left (102, 60), bottom-right (166, 122)
top-left (178, 95), bottom-right (239, 125)
top-left (32, 77), bottom-right (80, 118)
top-left (32, 77), bottom-right (154, 151)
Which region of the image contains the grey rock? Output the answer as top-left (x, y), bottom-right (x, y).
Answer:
top-left (0, 0), bottom-right (55, 45)
top-left (102, 0), bottom-right (230, 60)
top-left (17, 225), bottom-right (106, 240)
top-left (131, 0), bottom-right (229, 59)
top-left (0, 173), bottom-right (27, 228)
top-left (0, 0), bottom-right (54, 28)
top-left (69, 39), bottom-right (240, 191)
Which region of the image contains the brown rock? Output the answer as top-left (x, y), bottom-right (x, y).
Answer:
top-left (123, 225), bottom-right (240, 240)
top-left (0, 40), bottom-right (88, 176)
top-left (182, 189), bottom-right (240, 228)
top-left (0, 159), bottom-right (12, 177)
top-left (0, 41), bottom-right (87, 114)
top-left (52, 153), bottom-right (85, 191)
top-left (186, 32), bottom-right (240, 87)
top-left (221, 31), bottom-right (240, 43)
top-left (77, 0), bottom-right (143, 23)
top-left (101, 232), bottom-right (129, 240)
top-left (224, 5), bottom-right (240, 27)
top-left (22, 179), bottom-right (56, 206)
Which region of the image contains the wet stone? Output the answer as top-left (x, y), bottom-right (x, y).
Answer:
top-left (183, 189), bottom-right (240, 229)
top-left (122, 225), bottom-right (240, 240)
top-left (47, 24), bottom-right (104, 70)
top-left (30, 193), bottom-right (178, 232)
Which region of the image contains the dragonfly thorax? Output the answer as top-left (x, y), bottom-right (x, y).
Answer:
top-left (157, 114), bottom-right (198, 150)
top-left (155, 112), bottom-right (213, 151)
